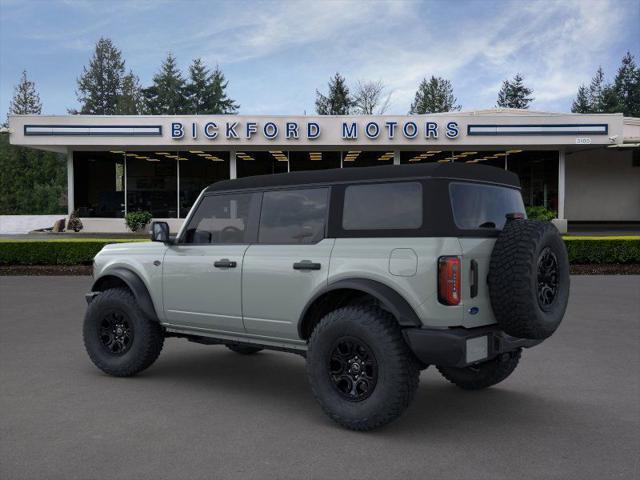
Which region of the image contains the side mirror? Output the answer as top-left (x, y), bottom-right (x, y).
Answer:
top-left (150, 221), bottom-right (170, 243)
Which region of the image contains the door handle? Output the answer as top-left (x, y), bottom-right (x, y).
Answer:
top-left (214, 259), bottom-right (237, 268)
top-left (470, 259), bottom-right (478, 298)
top-left (293, 261), bottom-right (321, 271)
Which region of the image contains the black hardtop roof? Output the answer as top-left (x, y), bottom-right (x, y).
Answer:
top-left (204, 162), bottom-right (520, 193)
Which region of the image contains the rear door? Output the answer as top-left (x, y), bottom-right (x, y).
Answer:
top-left (450, 182), bottom-right (526, 327)
top-left (242, 187), bottom-right (333, 342)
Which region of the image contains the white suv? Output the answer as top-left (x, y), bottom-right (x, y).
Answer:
top-left (84, 163), bottom-right (570, 430)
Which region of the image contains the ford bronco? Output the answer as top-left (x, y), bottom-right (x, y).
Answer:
top-left (84, 163), bottom-right (570, 430)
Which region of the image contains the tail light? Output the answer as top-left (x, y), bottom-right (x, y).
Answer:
top-left (438, 256), bottom-right (461, 305)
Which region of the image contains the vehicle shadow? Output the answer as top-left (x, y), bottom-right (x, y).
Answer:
top-left (119, 344), bottom-right (582, 437)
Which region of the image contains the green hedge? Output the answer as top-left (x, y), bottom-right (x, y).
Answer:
top-left (0, 239), bottom-right (148, 266)
top-left (0, 237), bottom-right (638, 266)
top-left (563, 237), bottom-right (640, 264)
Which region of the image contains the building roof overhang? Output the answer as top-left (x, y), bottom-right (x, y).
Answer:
top-left (6, 110), bottom-right (631, 153)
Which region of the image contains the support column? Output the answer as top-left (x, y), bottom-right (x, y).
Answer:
top-left (393, 150), bottom-right (400, 165)
top-left (176, 158), bottom-right (180, 218)
top-left (558, 149), bottom-right (565, 220)
top-left (230, 150), bottom-right (237, 179)
top-left (66, 149), bottom-right (74, 216)
top-left (554, 149), bottom-right (568, 234)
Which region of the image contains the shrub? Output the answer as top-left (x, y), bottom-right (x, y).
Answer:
top-left (563, 237), bottom-right (640, 264)
top-left (0, 239), bottom-right (148, 265)
top-left (125, 211), bottom-right (153, 232)
top-left (526, 206), bottom-right (556, 221)
top-left (0, 237), bottom-right (637, 267)
top-left (67, 210), bottom-right (83, 232)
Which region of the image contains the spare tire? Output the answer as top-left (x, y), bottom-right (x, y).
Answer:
top-left (488, 218), bottom-right (570, 340)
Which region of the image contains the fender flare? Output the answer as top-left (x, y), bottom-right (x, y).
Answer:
top-left (298, 278), bottom-right (422, 338)
top-left (91, 267), bottom-right (159, 322)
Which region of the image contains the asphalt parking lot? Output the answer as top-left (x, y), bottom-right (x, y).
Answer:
top-left (1, 275), bottom-right (638, 480)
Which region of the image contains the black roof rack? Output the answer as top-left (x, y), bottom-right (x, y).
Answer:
top-left (204, 162), bottom-right (520, 193)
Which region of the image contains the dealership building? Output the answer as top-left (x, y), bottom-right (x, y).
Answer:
top-left (7, 109), bottom-right (640, 233)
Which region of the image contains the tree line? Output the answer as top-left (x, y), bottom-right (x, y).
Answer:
top-left (71, 37), bottom-right (239, 115)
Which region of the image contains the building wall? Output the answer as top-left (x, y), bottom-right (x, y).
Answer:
top-left (566, 149), bottom-right (640, 221)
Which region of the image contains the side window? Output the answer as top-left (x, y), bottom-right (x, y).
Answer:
top-left (183, 193), bottom-right (254, 244)
top-left (342, 182), bottom-right (423, 230)
top-left (259, 188), bottom-right (329, 244)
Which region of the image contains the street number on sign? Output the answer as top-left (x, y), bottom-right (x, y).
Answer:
top-left (576, 137), bottom-right (592, 144)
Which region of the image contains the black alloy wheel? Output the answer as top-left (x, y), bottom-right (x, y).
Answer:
top-left (537, 247), bottom-right (559, 309)
top-left (328, 337), bottom-right (378, 402)
top-left (99, 311), bottom-right (133, 355)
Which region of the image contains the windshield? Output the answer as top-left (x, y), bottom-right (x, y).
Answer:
top-left (449, 182), bottom-right (525, 230)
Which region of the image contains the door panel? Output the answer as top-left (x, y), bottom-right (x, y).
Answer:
top-left (162, 245), bottom-right (248, 333)
top-left (162, 191), bottom-right (258, 334)
top-left (242, 186), bottom-right (332, 341)
top-left (242, 239), bottom-right (334, 340)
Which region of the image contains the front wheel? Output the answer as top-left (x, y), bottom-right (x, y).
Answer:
top-left (83, 288), bottom-right (164, 377)
top-left (437, 349), bottom-right (521, 390)
top-left (306, 305), bottom-right (419, 431)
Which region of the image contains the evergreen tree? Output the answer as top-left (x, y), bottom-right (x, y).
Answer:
top-left (613, 51), bottom-right (640, 117)
top-left (143, 53), bottom-right (188, 114)
top-left (315, 73), bottom-right (353, 115)
top-left (496, 73), bottom-right (534, 109)
top-left (571, 85), bottom-right (591, 113)
top-left (75, 37), bottom-right (126, 114)
top-left (8, 70), bottom-right (42, 116)
top-left (116, 71), bottom-right (144, 115)
top-left (185, 59), bottom-right (239, 114)
top-left (186, 58), bottom-right (209, 114)
top-left (1, 71), bottom-right (65, 214)
top-left (207, 65), bottom-right (239, 114)
top-left (409, 76), bottom-right (460, 114)
top-left (587, 67), bottom-right (607, 112)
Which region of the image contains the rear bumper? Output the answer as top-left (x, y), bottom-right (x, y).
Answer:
top-left (403, 325), bottom-right (542, 368)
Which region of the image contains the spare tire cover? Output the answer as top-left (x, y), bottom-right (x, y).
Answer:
top-left (488, 219), bottom-right (570, 340)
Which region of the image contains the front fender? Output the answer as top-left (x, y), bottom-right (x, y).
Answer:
top-left (91, 267), bottom-right (159, 322)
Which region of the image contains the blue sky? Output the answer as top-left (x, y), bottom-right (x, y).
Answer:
top-left (1, 0), bottom-right (638, 117)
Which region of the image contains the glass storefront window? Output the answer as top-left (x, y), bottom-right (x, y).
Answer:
top-left (73, 151), bottom-right (125, 218)
top-left (237, 151), bottom-right (288, 177)
top-left (289, 151), bottom-right (340, 171)
top-left (507, 151), bottom-right (558, 210)
top-left (343, 150), bottom-right (394, 168)
top-left (126, 152), bottom-right (177, 218)
top-left (178, 151), bottom-right (230, 217)
top-left (72, 148), bottom-right (559, 219)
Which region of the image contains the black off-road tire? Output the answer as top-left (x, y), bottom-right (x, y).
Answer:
top-left (226, 344), bottom-right (263, 355)
top-left (306, 305), bottom-right (420, 431)
top-left (437, 349), bottom-right (521, 390)
top-left (489, 219), bottom-right (570, 340)
top-left (83, 288), bottom-right (164, 377)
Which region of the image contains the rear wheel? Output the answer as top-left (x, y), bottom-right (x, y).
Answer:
top-left (437, 349), bottom-right (521, 390)
top-left (83, 288), bottom-right (164, 377)
top-left (226, 343), bottom-right (263, 355)
top-left (306, 305), bottom-right (419, 431)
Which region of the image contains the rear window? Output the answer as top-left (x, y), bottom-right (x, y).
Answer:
top-left (343, 182), bottom-right (422, 230)
top-left (449, 182), bottom-right (525, 230)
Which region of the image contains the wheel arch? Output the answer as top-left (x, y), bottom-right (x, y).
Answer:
top-left (298, 278), bottom-right (422, 340)
top-left (91, 268), bottom-right (159, 322)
